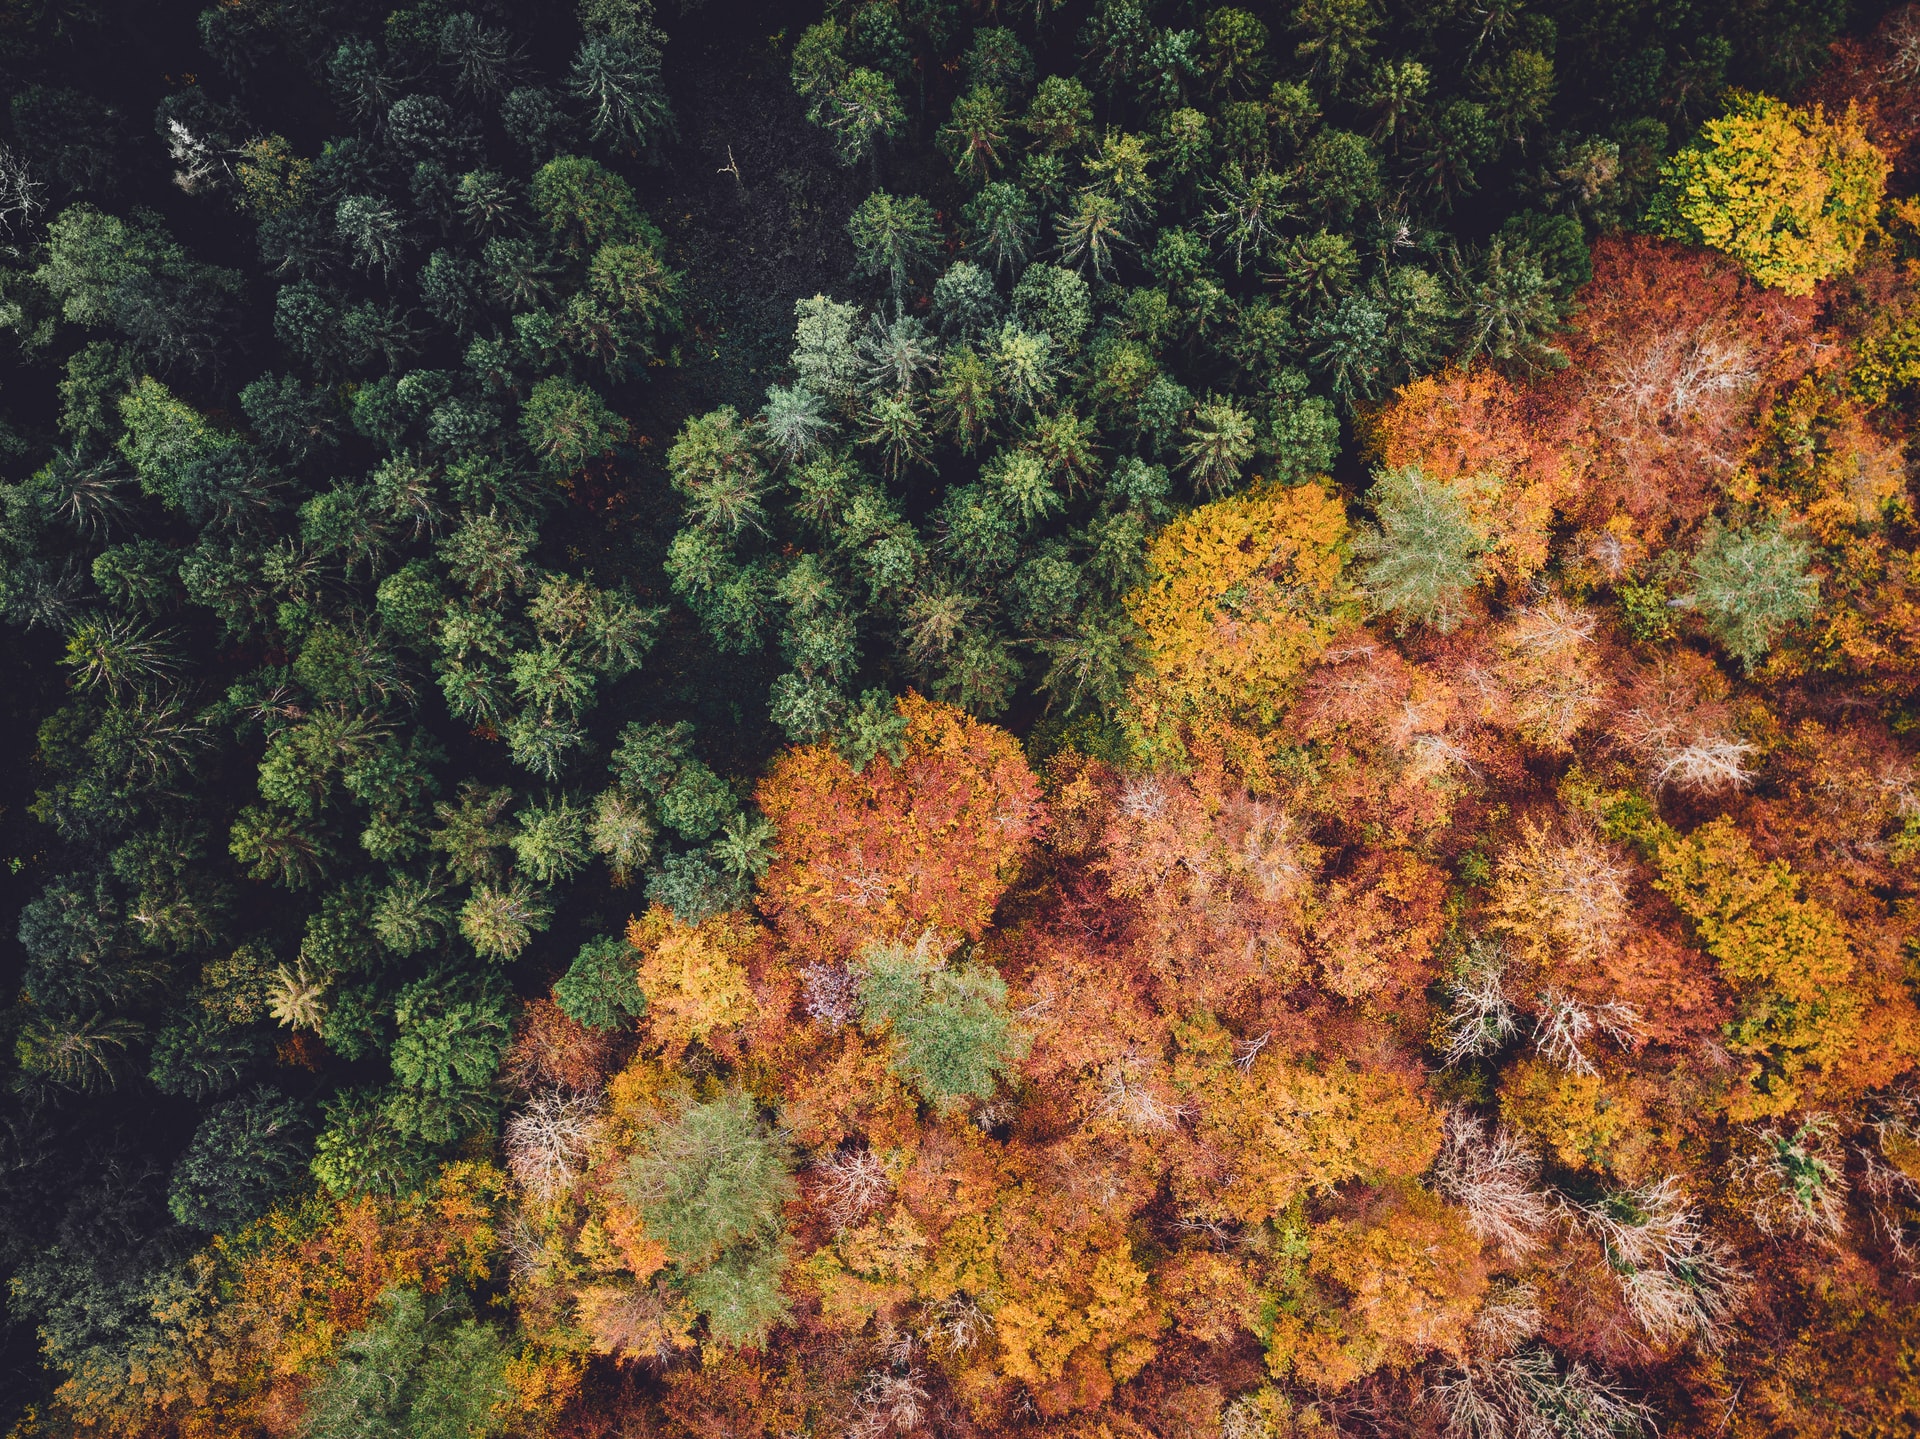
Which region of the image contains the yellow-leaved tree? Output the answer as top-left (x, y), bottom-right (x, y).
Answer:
top-left (626, 905), bottom-right (759, 1058)
top-left (1123, 481), bottom-right (1352, 767)
top-left (1653, 816), bottom-right (1920, 1118)
top-left (1648, 91), bottom-right (1887, 295)
top-left (1263, 1184), bottom-right (1488, 1390)
top-left (1170, 1017), bottom-right (1441, 1225)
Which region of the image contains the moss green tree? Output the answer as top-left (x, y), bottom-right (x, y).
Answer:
top-left (855, 938), bottom-right (1029, 1110)
top-left (1683, 518), bottom-right (1819, 670)
top-left (847, 190), bottom-right (939, 307)
top-left (623, 1090), bottom-right (794, 1346)
top-left (1354, 466), bottom-right (1491, 633)
top-left (1180, 397), bottom-right (1257, 495)
top-left (520, 377), bottom-right (626, 473)
top-left (554, 934), bottom-right (645, 1031)
top-left (302, 1288), bottom-right (512, 1439)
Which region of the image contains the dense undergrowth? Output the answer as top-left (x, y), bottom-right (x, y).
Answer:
top-left (0, 0), bottom-right (1919, 1435)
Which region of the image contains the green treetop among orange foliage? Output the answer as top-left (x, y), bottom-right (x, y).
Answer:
top-left (1364, 368), bottom-right (1567, 591)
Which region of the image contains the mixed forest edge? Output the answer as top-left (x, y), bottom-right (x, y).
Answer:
top-left (0, 0), bottom-right (1918, 1436)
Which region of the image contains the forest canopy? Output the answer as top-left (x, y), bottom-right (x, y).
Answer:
top-left (1, 0), bottom-right (1919, 1437)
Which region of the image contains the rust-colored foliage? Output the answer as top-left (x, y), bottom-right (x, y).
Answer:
top-left (1282, 637), bottom-right (1485, 842)
top-left (659, 1351), bottom-right (818, 1439)
top-left (756, 692), bottom-right (1045, 957)
top-left (1551, 235), bottom-right (1820, 536)
top-left (1804, 5), bottom-right (1920, 189)
top-left (504, 996), bottom-right (616, 1093)
top-left (1094, 751), bottom-right (1315, 1013)
top-left (1310, 848), bottom-right (1446, 1002)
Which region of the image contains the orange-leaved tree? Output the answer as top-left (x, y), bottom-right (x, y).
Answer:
top-left (1093, 748), bottom-right (1320, 1013)
top-left (1366, 366), bottom-right (1567, 589)
top-left (1546, 236), bottom-right (1818, 536)
top-left (1170, 1017), bottom-right (1441, 1226)
top-left (756, 692), bottom-right (1044, 956)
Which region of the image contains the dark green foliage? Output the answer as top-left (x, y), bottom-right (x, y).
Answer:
top-left (836, 689), bottom-right (909, 772)
top-left (1022, 75), bottom-right (1094, 153)
top-left (790, 19), bottom-right (906, 167)
top-left (1011, 263), bottom-right (1092, 354)
top-left (964, 182), bottom-right (1036, 273)
top-left (610, 720), bottom-right (694, 796)
top-left (312, 1088), bottom-right (435, 1199)
top-left (554, 935), bottom-right (646, 1031)
top-left (1261, 368), bottom-right (1341, 483)
top-left (964, 26), bottom-right (1035, 97)
top-left (148, 1005), bottom-right (270, 1100)
top-left (390, 982), bottom-right (508, 1101)
top-left (520, 376), bottom-right (627, 472)
top-left (571, 33), bottom-right (673, 152)
top-left (931, 261), bottom-right (1002, 339)
top-left (17, 868), bottom-right (131, 1013)
top-left (1301, 129), bottom-right (1383, 221)
top-left (35, 205), bottom-right (244, 374)
top-left (322, 981), bottom-right (396, 1062)
top-left (847, 190), bottom-right (939, 306)
top-left (1450, 236), bottom-right (1574, 374)
top-left (14, 1011), bottom-right (145, 1092)
top-left (0, 2), bottom-right (698, 1391)
top-left (646, 849), bottom-right (744, 924)
top-left (1501, 209), bottom-right (1594, 295)
top-left (657, 762), bottom-right (737, 841)
top-left (167, 1087), bottom-right (308, 1232)
top-left (11, 86), bottom-right (131, 199)
top-left (600, 719), bottom-right (754, 913)
top-left (9, 1170), bottom-right (196, 1403)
